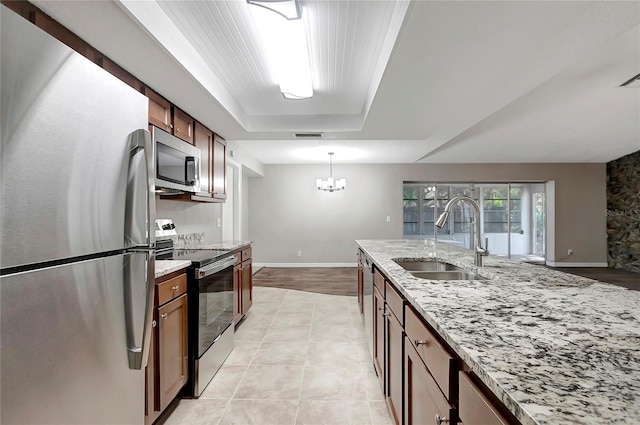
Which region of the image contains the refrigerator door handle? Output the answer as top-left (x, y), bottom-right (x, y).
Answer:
top-left (124, 252), bottom-right (156, 370)
top-left (125, 129), bottom-right (156, 247)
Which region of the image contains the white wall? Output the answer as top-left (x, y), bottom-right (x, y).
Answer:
top-left (249, 163), bottom-right (607, 265)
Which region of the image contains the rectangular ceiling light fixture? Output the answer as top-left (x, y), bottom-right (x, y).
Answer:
top-left (247, 0), bottom-right (313, 100)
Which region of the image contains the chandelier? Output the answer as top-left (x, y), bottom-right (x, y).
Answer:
top-left (316, 152), bottom-right (346, 192)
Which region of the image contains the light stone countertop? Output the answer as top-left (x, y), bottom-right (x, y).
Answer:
top-left (155, 260), bottom-right (191, 278)
top-left (356, 239), bottom-right (640, 425)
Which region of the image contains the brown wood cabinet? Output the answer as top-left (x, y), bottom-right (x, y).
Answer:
top-left (143, 86), bottom-right (194, 144)
top-left (459, 371), bottom-right (514, 425)
top-left (157, 293), bottom-right (188, 410)
top-left (144, 87), bottom-right (172, 133)
top-left (145, 271), bottom-right (188, 425)
top-left (404, 337), bottom-right (457, 425)
top-left (172, 106), bottom-right (194, 144)
top-left (234, 247), bottom-right (253, 326)
top-left (385, 300), bottom-right (403, 425)
top-left (212, 134), bottom-right (227, 200)
top-left (373, 285), bottom-right (385, 388)
top-left (357, 251), bottom-right (364, 315)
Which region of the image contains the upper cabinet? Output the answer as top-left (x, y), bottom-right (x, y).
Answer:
top-left (212, 134), bottom-right (227, 200)
top-left (192, 123), bottom-right (227, 202)
top-left (144, 86), bottom-right (194, 145)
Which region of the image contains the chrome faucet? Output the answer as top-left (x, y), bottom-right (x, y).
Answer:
top-left (435, 195), bottom-right (489, 267)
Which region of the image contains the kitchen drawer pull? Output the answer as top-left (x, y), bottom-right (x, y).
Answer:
top-left (172, 285), bottom-right (180, 291)
top-left (161, 313), bottom-right (168, 320)
top-left (175, 128), bottom-right (180, 133)
top-left (435, 414), bottom-right (449, 425)
top-left (414, 339), bottom-right (427, 347)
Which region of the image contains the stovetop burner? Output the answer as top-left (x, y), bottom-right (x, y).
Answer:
top-left (170, 249), bottom-right (232, 267)
top-left (155, 239), bottom-right (232, 267)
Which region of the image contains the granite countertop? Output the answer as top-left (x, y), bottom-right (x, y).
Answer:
top-left (195, 240), bottom-right (252, 251)
top-left (155, 260), bottom-right (191, 278)
top-left (356, 239), bottom-right (640, 425)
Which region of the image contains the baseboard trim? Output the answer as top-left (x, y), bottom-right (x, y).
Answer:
top-left (254, 262), bottom-right (357, 268)
top-left (545, 261), bottom-right (608, 268)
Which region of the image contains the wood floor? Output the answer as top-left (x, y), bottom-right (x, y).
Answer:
top-left (253, 267), bottom-right (357, 296)
top-left (548, 267), bottom-right (640, 291)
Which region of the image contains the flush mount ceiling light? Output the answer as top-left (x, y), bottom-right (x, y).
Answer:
top-left (247, 0), bottom-right (313, 100)
top-left (316, 152), bottom-right (346, 192)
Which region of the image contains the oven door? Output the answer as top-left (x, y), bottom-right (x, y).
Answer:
top-left (195, 259), bottom-right (235, 358)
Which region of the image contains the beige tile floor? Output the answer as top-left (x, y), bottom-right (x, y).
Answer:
top-left (163, 286), bottom-right (393, 425)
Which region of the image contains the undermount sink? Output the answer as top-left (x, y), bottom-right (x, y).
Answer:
top-left (394, 259), bottom-right (463, 272)
top-left (409, 271), bottom-right (486, 281)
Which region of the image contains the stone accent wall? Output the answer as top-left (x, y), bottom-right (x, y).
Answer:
top-left (607, 150), bottom-right (640, 272)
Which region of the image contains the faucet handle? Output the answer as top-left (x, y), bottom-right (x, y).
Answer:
top-left (483, 237), bottom-right (489, 255)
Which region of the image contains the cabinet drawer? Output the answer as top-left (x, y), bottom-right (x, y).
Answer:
top-left (405, 337), bottom-right (457, 425)
top-left (405, 306), bottom-right (457, 399)
top-left (373, 267), bottom-right (385, 292)
top-left (459, 371), bottom-right (513, 425)
top-left (241, 247), bottom-right (252, 261)
top-left (156, 274), bottom-right (187, 306)
top-left (385, 281), bottom-right (404, 324)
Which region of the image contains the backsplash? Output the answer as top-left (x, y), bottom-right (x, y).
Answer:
top-left (156, 198), bottom-right (222, 242)
top-left (607, 149), bottom-right (640, 272)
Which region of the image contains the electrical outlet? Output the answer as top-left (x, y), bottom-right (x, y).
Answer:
top-left (386, 216), bottom-right (391, 223)
top-left (297, 250), bottom-right (302, 257)
top-left (567, 249), bottom-right (573, 256)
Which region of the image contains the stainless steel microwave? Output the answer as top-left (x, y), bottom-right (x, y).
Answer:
top-left (152, 126), bottom-right (201, 193)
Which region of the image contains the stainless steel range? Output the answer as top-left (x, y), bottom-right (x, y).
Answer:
top-left (161, 246), bottom-right (237, 397)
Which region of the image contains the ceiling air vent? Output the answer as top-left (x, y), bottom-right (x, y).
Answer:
top-left (294, 132), bottom-right (324, 139)
top-left (620, 73), bottom-right (640, 88)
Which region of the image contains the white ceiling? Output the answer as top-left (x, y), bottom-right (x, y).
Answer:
top-left (31, 0), bottom-right (640, 164)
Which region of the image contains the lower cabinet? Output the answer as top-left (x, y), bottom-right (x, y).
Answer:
top-left (459, 371), bottom-right (513, 425)
top-left (234, 246), bottom-right (253, 327)
top-left (385, 306), bottom-right (403, 425)
top-left (404, 337), bottom-right (457, 425)
top-left (373, 285), bottom-right (385, 387)
top-left (360, 251), bottom-right (521, 425)
top-left (145, 271), bottom-right (188, 425)
top-left (156, 294), bottom-right (188, 411)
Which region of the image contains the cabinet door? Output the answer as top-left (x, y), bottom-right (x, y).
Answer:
top-left (144, 87), bottom-right (171, 132)
top-left (157, 294), bottom-right (188, 411)
top-left (241, 259), bottom-right (252, 314)
top-left (357, 261), bottom-right (364, 315)
top-left (194, 122), bottom-right (213, 193)
top-left (386, 309), bottom-right (403, 425)
top-left (404, 337), bottom-right (457, 425)
top-left (373, 286), bottom-right (384, 388)
top-left (172, 107), bottom-right (194, 144)
top-left (212, 134), bottom-right (227, 199)
top-left (233, 263), bottom-right (242, 325)
top-left (459, 371), bottom-right (513, 425)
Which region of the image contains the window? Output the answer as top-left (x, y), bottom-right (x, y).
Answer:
top-left (402, 182), bottom-right (545, 262)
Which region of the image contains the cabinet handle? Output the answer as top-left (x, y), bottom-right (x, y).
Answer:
top-left (414, 339), bottom-right (427, 347)
top-left (435, 414), bottom-right (449, 425)
top-left (176, 128), bottom-right (180, 133)
top-left (172, 285), bottom-right (179, 291)
top-left (378, 307), bottom-right (384, 311)
top-left (161, 313), bottom-right (168, 320)
top-left (169, 124), bottom-right (174, 129)
top-left (152, 320), bottom-right (157, 328)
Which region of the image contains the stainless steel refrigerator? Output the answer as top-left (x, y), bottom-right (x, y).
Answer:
top-left (1, 7), bottom-right (155, 424)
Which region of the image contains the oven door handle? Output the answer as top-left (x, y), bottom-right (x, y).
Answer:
top-left (197, 255), bottom-right (238, 278)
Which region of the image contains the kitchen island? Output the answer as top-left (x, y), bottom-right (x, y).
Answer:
top-left (357, 239), bottom-right (640, 425)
